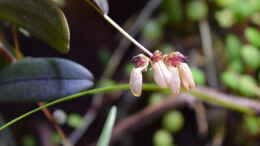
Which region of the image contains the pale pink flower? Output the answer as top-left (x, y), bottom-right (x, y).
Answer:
top-left (129, 54), bottom-right (150, 97)
top-left (163, 53), bottom-right (181, 95)
top-left (129, 68), bottom-right (143, 97)
top-left (177, 62), bottom-right (195, 91)
top-left (151, 50), bottom-right (172, 88)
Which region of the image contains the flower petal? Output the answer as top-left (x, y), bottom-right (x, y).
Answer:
top-left (152, 61), bottom-right (171, 88)
top-left (178, 63), bottom-right (195, 90)
top-left (129, 68), bottom-right (143, 97)
top-left (168, 66), bottom-right (181, 96)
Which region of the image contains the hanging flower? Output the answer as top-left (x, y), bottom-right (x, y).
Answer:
top-left (129, 54), bottom-right (150, 97)
top-left (177, 62), bottom-right (195, 91)
top-left (165, 52), bottom-right (195, 91)
top-left (129, 50), bottom-right (195, 97)
top-left (151, 50), bottom-right (172, 88)
top-left (164, 53), bottom-right (181, 95)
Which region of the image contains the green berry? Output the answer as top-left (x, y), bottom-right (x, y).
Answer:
top-left (191, 68), bottom-right (206, 85)
top-left (187, 1), bottom-right (208, 21)
top-left (162, 110), bottom-right (184, 133)
top-left (241, 45), bottom-right (260, 69)
top-left (227, 60), bottom-right (244, 73)
top-left (225, 34), bottom-right (242, 60)
top-left (238, 75), bottom-right (258, 97)
top-left (67, 113), bottom-right (83, 129)
top-left (215, 9), bottom-right (236, 28)
top-left (142, 20), bottom-right (162, 41)
top-left (149, 93), bottom-right (165, 105)
top-left (245, 27), bottom-right (260, 48)
top-left (153, 130), bottom-right (174, 146)
top-left (221, 71), bottom-right (239, 90)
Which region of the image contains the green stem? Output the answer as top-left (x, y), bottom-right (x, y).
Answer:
top-left (0, 84), bottom-right (254, 131)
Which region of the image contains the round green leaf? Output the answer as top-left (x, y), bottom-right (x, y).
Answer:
top-left (0, 57), bottom-right (94, 102)
top-left (245, 27), bottom-right (260, 48)
top-left (0, 0), bottom-right (70, 53)
top-left (241, 45), bottom-right (260, 69)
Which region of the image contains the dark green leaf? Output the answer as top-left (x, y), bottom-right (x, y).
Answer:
top-left (97, 106), bottom-right (117, 146)
top-left (0, 0), bottom-right (70, 53)
top-left (0, 57), bottom-right (94, 102)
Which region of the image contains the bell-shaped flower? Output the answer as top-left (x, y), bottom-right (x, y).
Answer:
top-left (129, 67), bottom-right (143, 97)
top-left (129, 54), bottom-right (150, 97)
top-left (177, 62), bottom-right (195, 91)
top-left (151, 50), bottom-right (172, 88)
top-left (164, 53), bottom-right (181, 95)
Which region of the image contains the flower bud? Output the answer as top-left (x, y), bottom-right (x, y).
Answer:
top-left (178, 62), bottom-right (195, 90)
top-left (129, 54), bottom-right (150, 97)
top-left (129, 68), bottom-right (143, 97)
top-left (151, 50), bottom-right (172, 88)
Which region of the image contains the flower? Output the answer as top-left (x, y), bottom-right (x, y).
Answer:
top-left (163, 53), bottom-right (181, 95)
top-left (129, 51), bottom-right (195, 97)
top-left (165, 52), bottom-right (195, 91)
top-left (129, 54), bottom-right (150, 97)
top-left (177, 62), bottom-right (195, 91)
top-left (151, 50), bottom-right (172, 88)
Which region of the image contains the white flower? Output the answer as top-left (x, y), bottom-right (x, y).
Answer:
top-left (129, 68), bottom-right (143, 97)
top-left (151, 50), bottom-right (172, 88)
top-left (177, 62), bottom-right (195, 91)
top-left (129, 54), bottom-right (150, 97)
top-left (167, 66), bottom-right (181, 95)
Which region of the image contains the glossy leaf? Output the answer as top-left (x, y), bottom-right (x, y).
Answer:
top-left (0, 0), bottom-right (70, 53)
top-left (0, 57), bottom-right (94, 102)
top-left (97, 106), bottom-right (117, 146)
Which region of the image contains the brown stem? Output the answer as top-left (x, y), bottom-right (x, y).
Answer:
top-left (37, 102), bottom-right (72, 146)
top-left (11, 25), bottom-right (23, 59)
top-left (0, 31), bottom-right (16, 64)
top-left (110, 94), bottom-right (196, 144)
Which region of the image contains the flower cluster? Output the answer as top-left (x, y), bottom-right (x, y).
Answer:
top-left (129, 50), bottom-right (195, 97)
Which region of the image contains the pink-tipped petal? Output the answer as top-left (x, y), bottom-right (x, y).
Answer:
top-left (129, 68), bottom-right (143, 97)
top-left (178, 63), bottom-right (195, 90)
top-left (168, 66), bottom-right (181, 96)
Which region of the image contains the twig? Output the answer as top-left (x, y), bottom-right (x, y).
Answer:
top-left (37, 102), bottom-right (72, 146)
top-left (109, 87), bottom-right (260, 143)
top-left (110, 94), bottom-right (196, 144)
top-left (199, 19), bottom-right (218, 88)
top-left (192, 101), bottom-right (208, 136)
top-left (69, 0), bottom-right (162, 144)
top-left (0, 32), bottom-right (16, 64)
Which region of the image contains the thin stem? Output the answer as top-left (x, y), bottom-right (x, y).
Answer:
top-left (103, 15), bottom-right (153, 57)
top-left (37, 102), bottom-right (72, 146)
top-left (83, 0), bottom-right (153, 57)
top-left (1, 84), bottom-right (259, 131)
